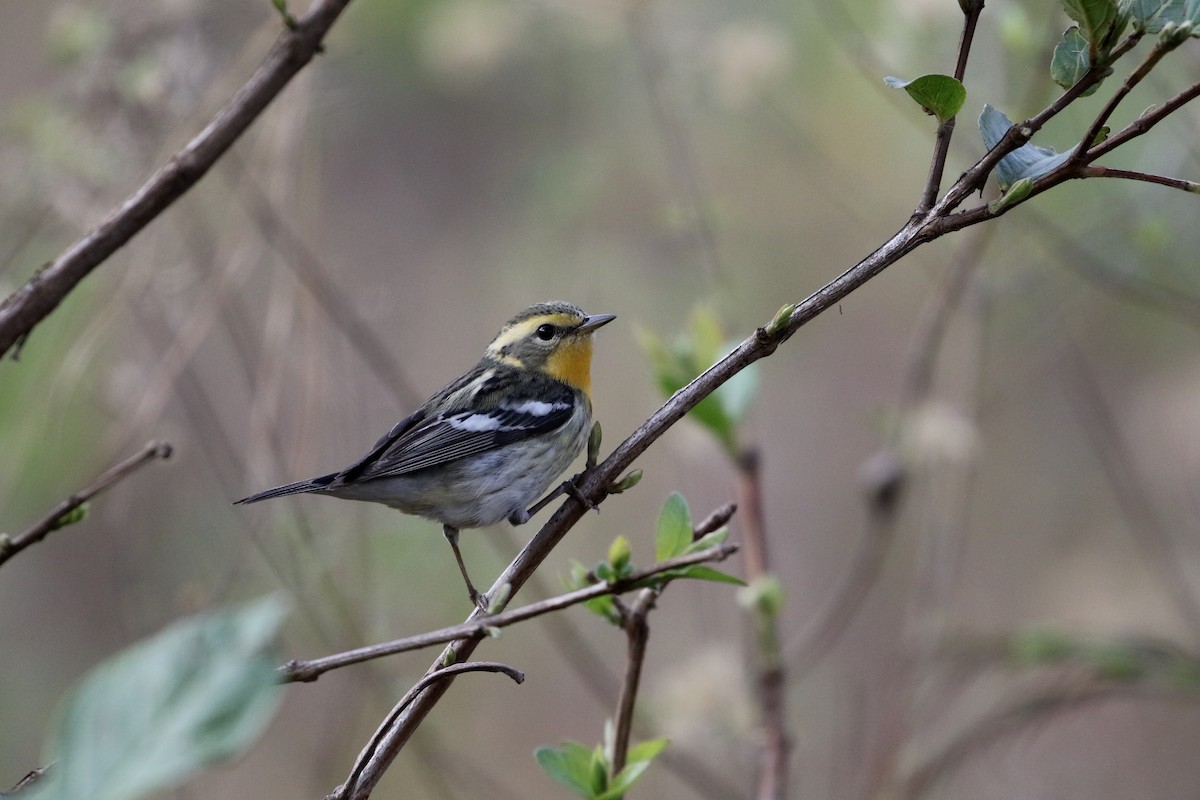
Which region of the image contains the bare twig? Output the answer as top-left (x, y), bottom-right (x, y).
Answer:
top-left (0, 440), bottom-right (173, 568)
top-left (1088, 78), bottom-right (1200, 161)
top-left (0, 0), bottom-right (357, 359)
top-left (330, 661), bottom-right (525, 800)
top-left (611, 590), bottom-right (656, 777)
top-left (283, 542), bottom-right (738, 682)
top-left (1081, 165), bottom-right (1200, 193)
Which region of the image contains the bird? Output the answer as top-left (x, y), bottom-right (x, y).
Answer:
top-left (236, 301), bottom-right (615, 611)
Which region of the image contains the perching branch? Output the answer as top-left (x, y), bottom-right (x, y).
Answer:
top-left (0, 440), bottom-right (173, 568)
top-left (0, 0), bottom-right (357, 360)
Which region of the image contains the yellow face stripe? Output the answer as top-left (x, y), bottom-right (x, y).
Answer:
top-left (486, 313), bottom-right (581, 358)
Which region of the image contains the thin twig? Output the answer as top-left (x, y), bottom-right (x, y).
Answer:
top-left (1082, 165), bottom-right (1199, 192)
top-left (330, 661), bottom-right (525, 800)
top-left (283, 542), bottom-right (738, 682)
top-left (0, 441), bottom-right (173, 568)
top-left (1088, 77), bottom-right (1200, 161)
top-left (1074, 31), bottom-right (1164, 163)
top-left (611, 590), bottom-right (656, 778)
top-left (0, 0), bottom-right (357, 359)
top-left (735, 448), bottom-right (790, 800)
top-left (917, 0), bottom-right (984, 212)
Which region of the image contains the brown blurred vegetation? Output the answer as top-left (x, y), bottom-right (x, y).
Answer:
top-left (3, 0), bottom-right (1200, 797)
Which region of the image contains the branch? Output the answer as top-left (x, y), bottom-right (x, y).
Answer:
top-left (0, 440), bottom-right (173, 568)
top-left (917, 0), bottom-right (984, 212)
top-left (330, 661), bottom-right (525, 800)
top-left (611, 590), bottom-right (656, 777)
top-left (1088, 77), bottom-right (1200, 161)
top-left (1081, 165), bottom-right (1200, 193)
top-left (282, 542), bottom-right (739, 682)
top-left (0, 0), bottom-right (357, 360)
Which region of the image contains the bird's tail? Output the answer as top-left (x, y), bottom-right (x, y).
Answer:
top-left (234, 473), bottom-right (338, 505)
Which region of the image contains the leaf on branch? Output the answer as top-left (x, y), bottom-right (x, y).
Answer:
top-left (536, 741), bottom-right (602, 799)
top-left (655, 492), bottom-right (693, 561)
top-left (884, 74), bottom-right (967, 122)
top-left (1061, 0), bottom-right (1128, 57)
top-left (597, 738), bottom-right (670, 800)
top-left (979, 104), bottom-right (1076, 190)
top-left (987, 176), bottom-right (1035, 214)
top-left (40, 595), bottom-right (289, 800)
top-left (1051, 26), bottom-right (1103, 94)
top-left (1123, 0), bottom-right (1200, 34)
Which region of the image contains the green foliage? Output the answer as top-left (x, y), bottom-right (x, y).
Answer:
top-left (654, 492), bottom-right (692, 562)
top-left (34, 596), bottom-right (289, 800)
top-left (1061, 0), bottom-right (1129, 57)
top-left (1051, 27), bottom-right (1098, 93)
top-left (979, 105), bottom-right (1075, 191)
top-left (49, 502), bottom-right (89, 532)
top-left (1123, 0), bottom-right (1200, 33)
top-left (987, 176), bottom-right (1034, 214)
top-left (883, 74), bottom-right (967, 122)
top-left (564, 493), bottom-right (743, 626)
top-left (535, 737), bottom-right (669, 800)
top-left (1008, 628), bottom-right (1200, 688)
top-left (638, 306), bottom-right (759, 458)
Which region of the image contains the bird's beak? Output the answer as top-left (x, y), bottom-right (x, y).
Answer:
top-left (576, 313), bottom-right (616, 334)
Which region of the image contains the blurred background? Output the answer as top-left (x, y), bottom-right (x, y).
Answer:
top-left (3, 0), bottom-right (1200, 797)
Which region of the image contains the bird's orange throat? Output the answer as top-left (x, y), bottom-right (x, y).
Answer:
top-left (544, 337), bottom-right (593, 397)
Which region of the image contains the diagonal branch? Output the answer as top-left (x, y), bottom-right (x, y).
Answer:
top-left (0, 0), bottom-right (357, 360)
top-left (0, 440), bottom-right (173, 568)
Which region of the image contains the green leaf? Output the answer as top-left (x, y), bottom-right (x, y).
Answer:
top-left (589, 745), bottom-right (609, 796)
top-left (684, 527), bottom-right (728, 555)
top-left (584, 595), bottom-right (621, 626)
top-left (41, 596), bottom-right (289, 800)
top-left (597, 739), bottom-right (670, 800)
top-left (1051, 26), bottom-right (1100, 94)
top-left (1123, 0), bottom-right (1200, 33)
top-left (1061, 0), bottom-right (1127, 55)
top-left (536, 741), bottom-right (599, 798)
top-left (676, 565), bottom-right (746, 586)
top-left (637, 307), bottom-right (758, 456)
top-left (987, 176), bottom-right (1034, 214)
top-left (884, 74), bottom-right (967, 122)
top-left (979, 105), bottom-right (1075, 190)
top-left (655, 493), bottom-right (693, 561)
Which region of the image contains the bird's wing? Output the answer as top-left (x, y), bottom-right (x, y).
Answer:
top-left (337, 377), bottom-right (577, 483)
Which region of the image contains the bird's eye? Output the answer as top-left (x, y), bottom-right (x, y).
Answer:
top-left (535, 324), bottom-right (556, 341)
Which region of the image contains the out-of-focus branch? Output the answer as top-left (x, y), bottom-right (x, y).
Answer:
top-left (0, 440), bottom-right (173, 568)
top-left (735, 448), bottom-right (790, 800)
top-left (0, 0), bottom-right (357, 359)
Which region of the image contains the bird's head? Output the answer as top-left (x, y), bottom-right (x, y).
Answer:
top-left (485, 301), bottom-right (616, 396)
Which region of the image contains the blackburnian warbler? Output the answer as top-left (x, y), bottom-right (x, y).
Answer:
top-left (237, 301), bottom-right (614, 610)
